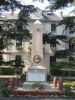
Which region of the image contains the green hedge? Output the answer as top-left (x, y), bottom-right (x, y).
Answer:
top-left (50, 69), bottom-right (75, 77)
top-left (0, 66), bottom-right (22, 75)
top-left (50, 61), bottom-right (75, 77)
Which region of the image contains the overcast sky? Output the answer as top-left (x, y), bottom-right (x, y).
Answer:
top-left (18, 0), bottom-right (49, 9)
top-left (17, 0), bottom-right (75, 16)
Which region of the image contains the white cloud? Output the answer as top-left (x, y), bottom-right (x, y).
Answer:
top-left (18, 0), bottom-right (49, 10)
top-left (55, 6), bottom-right (75, 17)
top-left (18, 0), bottom-right (75, 16)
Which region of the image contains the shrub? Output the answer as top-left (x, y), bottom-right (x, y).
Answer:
top-left (0, 66), bottom-right (22, 75)
top-left (0, 66), bottom-right (15, 75)
top-left (1, 81), bottom-right (9, 97)
top-left (20, 74), bottom-right (26, 82)
top-left (32, 82), bottom-right (42, 90)
top-left (63, 85), bottom-right (72, 96)
top-left (63, 81), bottom-right (75, 88)
top-left (15, 68), bottom-right (22, 75)
top-left (50, 61), bottom-right (75, 77)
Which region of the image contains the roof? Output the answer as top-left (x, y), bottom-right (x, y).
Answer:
top-left (1, 12), bottom-right (18, 21)
top-left (42, 10), bottom-right (62, 21)
top-left (1, 8), bottom-right (61, 22)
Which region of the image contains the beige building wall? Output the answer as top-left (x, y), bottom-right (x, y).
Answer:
top-left (2, 20), bottom-right (67, 73)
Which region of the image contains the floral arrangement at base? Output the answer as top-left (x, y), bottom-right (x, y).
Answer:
top-left (8, 87), bottom-right (63, 97)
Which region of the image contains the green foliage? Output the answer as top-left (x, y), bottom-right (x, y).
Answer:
top-left (15, 68), bottom-right (22, 75)
top-left (57, 16), bottom-right (75, 34)
top-left (0, 1), bottom-right (36, 66)
top-left (50, 61), bottom-right (75, 76)
top-left (63, 81), bottom-right (75, 87)
top-left (43, 34), bottom-right (63, 45)
top-left (48, 0), bottom-right (73, 10)
top-left (20, 74), bottom-right (26, 82)
top-left (16, 5), bottom-right (36, 33)
top-left (0, 66), bottom-right (15, 75)
top-left (0, 65), bottom-right (22, 75)
top-left (69, 38), bottom-right (75, 44)
top-left (0, 0), bottom-right (22, 11)
top-left (32, 82), bottom-right (42, 90)
top-left (15, 55), bottom-right (22, 68)
top-left (1, 81), bottom-right (9, 97)
top-left (63, 85), bottom-right (72, 96)
top-left (51, 61), bottom-right (75, 69)
top-left (56, 49), bottom-right (70, 58)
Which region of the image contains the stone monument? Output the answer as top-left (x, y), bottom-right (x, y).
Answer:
top-left (26, 20), bottom-right (46, 82)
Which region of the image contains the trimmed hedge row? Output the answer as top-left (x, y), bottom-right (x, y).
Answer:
top-left (0, 66), bottom-right (22, 75)
top-left (50, 61), bottom-right (75, 77)
top-left (51, 69), bottom-right (75, 77)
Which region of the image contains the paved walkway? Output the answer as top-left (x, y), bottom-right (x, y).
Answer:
top-left (0, 95), bottom-right (75, 100)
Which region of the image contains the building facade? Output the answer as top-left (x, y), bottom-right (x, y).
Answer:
top-left (0, 8), bottom-right (71, 73)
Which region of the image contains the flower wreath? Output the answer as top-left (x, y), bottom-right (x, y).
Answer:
top-left (33, 55), bottom-right (41, 63)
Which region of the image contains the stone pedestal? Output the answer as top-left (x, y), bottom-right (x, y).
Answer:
top-left (23, 82), bottom-right (50, 91)
top-left (26, 66), bottom-right (46, 82)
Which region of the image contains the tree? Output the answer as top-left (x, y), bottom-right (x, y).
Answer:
top-left (46, 0), bottom-right (74, 53)
top-left (47, 0), bottom-right (75, 32)
top-left (0, 0), bottom-right (36, 68)
top-left (48, 0), bottom-right (74, 10)
top-left (0, 0), bottom-right (22, 11)
top-left (46, 0), bottom-right (75, 76)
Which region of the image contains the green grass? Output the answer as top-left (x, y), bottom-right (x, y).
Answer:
top-left (63, 81), bottom-right (75, 87)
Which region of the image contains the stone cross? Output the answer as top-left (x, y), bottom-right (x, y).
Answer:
top-left (31, 20), bottom-right (43, 66)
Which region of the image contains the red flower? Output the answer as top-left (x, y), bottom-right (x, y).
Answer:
top-left (8, 88), bottom-right (54, 97)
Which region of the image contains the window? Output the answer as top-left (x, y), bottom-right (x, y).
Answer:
top-left (51, 24), bottom-right (56, 32)
top-left (69, 27), bottom-right (74, 33)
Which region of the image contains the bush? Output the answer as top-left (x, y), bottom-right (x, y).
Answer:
top-left (50, 61), bottom-right (75, 77)
top-left (63, 85), bottom-right (72, 96)
top-left (32, 82), bottom-right (42, 90)
top-left (1, 81), bottom-right (9, 97)
top-left (15, 68), bottom-right (22, 75)
top-left (0, 66), bottom-right (15, 75)
top-left (0, 66), bottom-right (22, 75)
top-left (20, 74), bottom-right (26, 82)
top-left (63, 81), bottom-right (75, 88)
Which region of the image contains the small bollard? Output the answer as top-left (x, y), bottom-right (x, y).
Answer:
top-left (15, 76), bottom-right (19, 87)
top-left (53, 77), bottom-right (57, 88)
top-left (57, 78), bottom-right (63, 91)
top-left (9, 77), bottom-right (14, 88)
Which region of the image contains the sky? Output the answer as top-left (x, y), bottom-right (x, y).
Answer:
top-left (18, 0), bottom-right (49, 9)
top-left (17, 0), bottom-right (75, 17)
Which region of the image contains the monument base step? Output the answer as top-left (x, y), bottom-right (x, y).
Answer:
top-left (22, 82), bottom-right (50, 90)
